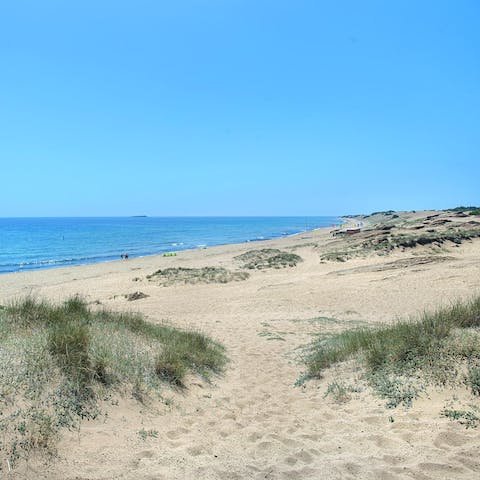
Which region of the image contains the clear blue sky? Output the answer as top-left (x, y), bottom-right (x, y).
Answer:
top-left (1, 1), bottom-right (478, 216)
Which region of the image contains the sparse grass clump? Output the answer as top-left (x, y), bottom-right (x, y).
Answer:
top-left (235, 248), bottom-right (302, 270)
top-left (304, 296), bottom-right (480, 410)
top-left (331, 223), bottom-right (480, 262)
top-left (147, 266), bottom-right (249, 285)
top-left (125, 291), bottom-right (149, 301)
top-left (320, 251), bottom-right (348, 262)
top-left (369, 210), bottom-right (396, 216)
top-left (365, 229), bottom-right (480, 252)
top-left (442, 408), bottom-right (480, 428)
top-left (138, 428), bottom-right (159, 440)
top-left (445, 206), bottom-right (479, 213)
top-left (324, 380), bottom-right (361, 403)
top-left (466, 367), bottom-right (480, 396)
top-left (0, 296), bottom-right (226, 469)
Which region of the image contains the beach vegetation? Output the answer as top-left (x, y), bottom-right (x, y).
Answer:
top-left (466, 366), bottom-right (480, 396)
top-left (125, 291), bottom-right (149, 301)
top-left (147, 266), bottom-right (249, 285)
top-left (258, 330), bottom-right (286, 341)
top-left (445, 206), bottom-right (479, 213)
top-left (442, 408), bottom-right (480, 428)
top-left (138, 428), bottom-right (159, 440)
top-left (331, 228), bottom-right (480, 262)
top-left (369, 210), bottom-right (396, 216)
top-left (360, 229), bottom-right (480, 254)
top-left (324, 380), bottom-right (361, 403)
top-left (235, 248), bottom-right (302, 269)
top-left (0, 296), bottom-right (226, 469)
top-left (303, 296), bottom-right (480, 410)
top-left (320, 251), bottom-right (349, 262)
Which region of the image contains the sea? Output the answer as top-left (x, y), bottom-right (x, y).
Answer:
top-left (0, 216), bottom-right (341, 274)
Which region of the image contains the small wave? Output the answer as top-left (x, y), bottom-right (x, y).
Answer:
top-left (1, 253), bottom-right (119, 271)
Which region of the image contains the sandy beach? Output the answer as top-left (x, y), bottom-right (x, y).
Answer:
top-left (2, 209), bottom-right (480, 479)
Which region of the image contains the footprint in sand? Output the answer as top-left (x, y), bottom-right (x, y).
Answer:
top-left (267, 433), bottom-right (301, 448)
top-left (186, 445), bottom-right (207, 456)
top-left (362, 415), bottom-right (385, 426)
top-left (295, 449), bottom-right (314, 464)
top-left (130, 450), bottom-right (156, 468)
top-left (448, 454), bottom-right (480, 472)
top-left (381, 454), bottom-right (404, 466)
top-left (137, 450), bottom-right (155, 458)
top-left (367, 433), bottom-right (401, 449)
top-left (417, 461), bottom-right (466, 474)
top-left (247, 431), bottom-right (263, 442)
top-left (433, 430), bottom-right (470, 448)
top-left (254, 441), bottom-right (274, 452)
top-left (280, 466), bottom-right (318, 479)
top-left (284, 456), bottom-right (298, 466)
top-left (299, 433), bottom-right (323, 442)
top-left (166, 427), bottom-right (189, 440)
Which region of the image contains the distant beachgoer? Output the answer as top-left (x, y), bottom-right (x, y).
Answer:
top-left (125, 253), bottom-right (129, 259)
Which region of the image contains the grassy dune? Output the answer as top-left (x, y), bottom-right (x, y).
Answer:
top-left (147, 266), bottom-right (249, 285)
top-left (0, 297), bottom-right (226, 468)
top-left (305, 296), bottom-right (480, 410)
top-left (235, 248), bottom-right (302, 269)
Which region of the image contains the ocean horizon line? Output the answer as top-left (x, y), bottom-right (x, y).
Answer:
top-left (0, 214), bottom-right (343, 219)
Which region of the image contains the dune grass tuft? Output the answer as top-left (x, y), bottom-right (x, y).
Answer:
top-left (235, 248), bottom-right (302, 270)
top-left (306, 296), bottom-right (480, 378)
top-left (147, 266), bottom-right (249, 285)
top-left (0, 296), bottom-right (226, 468)
top-left (304, 296), bottom-right (480, 409)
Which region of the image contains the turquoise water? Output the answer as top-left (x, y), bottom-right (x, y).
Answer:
top-left (0, 217), bottom-right (340, 273)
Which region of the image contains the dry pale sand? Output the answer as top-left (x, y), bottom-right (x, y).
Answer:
top-left (2, 211), bottom-right (480, 479)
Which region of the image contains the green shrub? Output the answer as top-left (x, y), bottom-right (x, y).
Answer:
top-left (467, 367), bottom-right (480, 396)
top-left (442, 408), bottom-right (480, 428)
